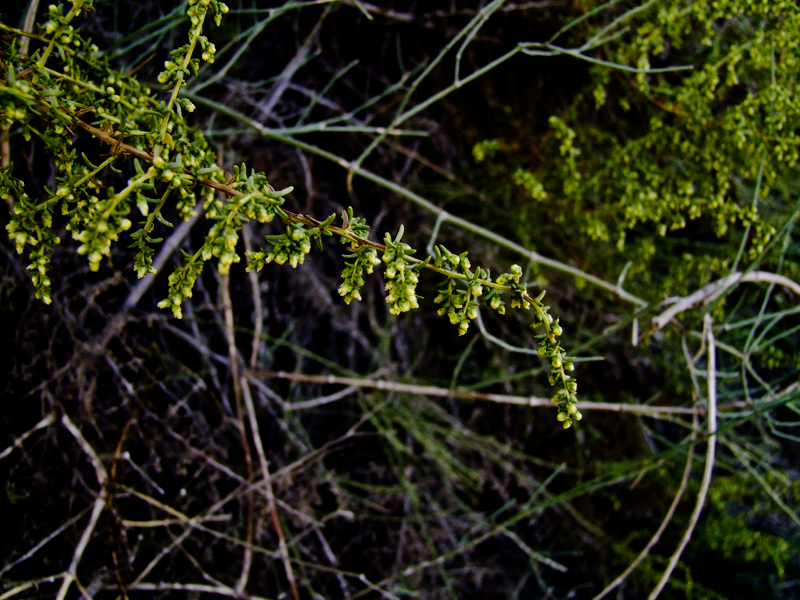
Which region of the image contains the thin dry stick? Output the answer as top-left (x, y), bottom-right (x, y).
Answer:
top-left (257, 7), bottom-right (329, 119)
top-left (56, 413), bottom-right (109, 600)
top-left (240, 376), bottom-right (300, 600)
top-left (651, 270), bottom-right (800, 331)
top-left (242, 224), bottom-right (265, 368)
top-left (220, 273), bottom-right (255, 595)
top-left (165, 528), bottom-right (229, 590)
top-left (118, 398), bottom-right (324, 589)
top-left (501, 529), bottom-right (568, 573)
top-left (0, 412), bottom-right (56, 460)
top-left (125, 485), bottom-right (253, 586)
top-left (314, 527), bottom-right (350, 596)
top-left (126, 581), bottom-right (272, 599)
top-left (256, 369), bottom-right (773, 415)
top-left (592, 417), bottom-right (697, 600)
top-left (251, 370), bottom-right (703, 416)
top-left (20, 0), bottom-right (40, 56)
top-left (123, 476), bottom-right (317, 599)
top-left (163, 427), bottom-right (248, 484)
top-left (0, 577), bottom-right (61, 600)
top-left (108, 421), bottom-right (135, 600)
top-left (121, 515), bottom-right (230, 528)
top-left (648, 315), bottom-right (718, 599)
top-left (357, 574), bottom-right (403, 600)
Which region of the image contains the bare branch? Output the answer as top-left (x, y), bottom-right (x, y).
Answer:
top-left (250, 370), bottom-right (703, 416)
top-left (56, 413), bottom-right (109, 600)
top-left (241, 377), bottom-right (300, 600)
top-left (0, 412), bottom-right (56, 461)
top-left (648, 316), bottom-right (718, 599)
top-left (652, 271), bottom-right (800, 331)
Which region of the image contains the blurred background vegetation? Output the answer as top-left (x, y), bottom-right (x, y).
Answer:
top-left (1, 0), bottom-right (799, 598)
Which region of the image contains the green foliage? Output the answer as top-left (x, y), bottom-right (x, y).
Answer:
top-left (474, 0), bottom-right (799, 296)
top-left (703, 473), bottom-right (796, 582)
top-left (0, 0), bottom-right (577, 425)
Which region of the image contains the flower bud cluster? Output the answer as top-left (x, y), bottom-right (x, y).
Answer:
top-left (430, 244), bottom-right (578, 425)
top-left (188, 0), bottom-right (229, 28)
top-left (496, 264), bottom-right (532, 310)
top-left (41, 2), bottom-right (87, 43)
top-left (495, 263), bottom-right (523, 286)
top-left (230, 164), bottom-right (293, 222)
top-left (194, 183), bottom-right (285, 280)
top-left (131, 233), bottom-right (158, 278)
top-left (157, 46), bottom-right (199, 87)
top-left (158, 260), bottom-right (204, 319)
top-left (4, 174), bottom-right (36, 255)
top-left (382, 227), bottom-right (423, 315)
top-left (157, 0), bottom-right (226, 87)
top-left (339, 247), bottom-right (381, 304)
top-left (247, 223), bottom-right (313, 271)
top-left (433, 247), bottom-right (484, 335)
top-left (26, 245), bottom-right (58, 305)
top-left (338, 209), bottom-right (380, 304)
top-left (535, 327), bottom-right (579, 428)
top-left (434, 278), bottom-right (481, 335)
top-left (4, 172), bottom-right (60, 303)
top-left (203, 222), bottom-right (241, 274)
top-left (154, 156), bottom-right (193, 196)
top-left (171, 135), bottom-right (225, 219)
top-left (11, 150), bottom-right (110, 296)
top-left (198, 36), bottom-right (217, 65)
top-left (72, 198), bottom-right (133, 272)
top-left (0, 75), bottom-right (36, 134)
top-left (68, 166), bottom-right (156, 273)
